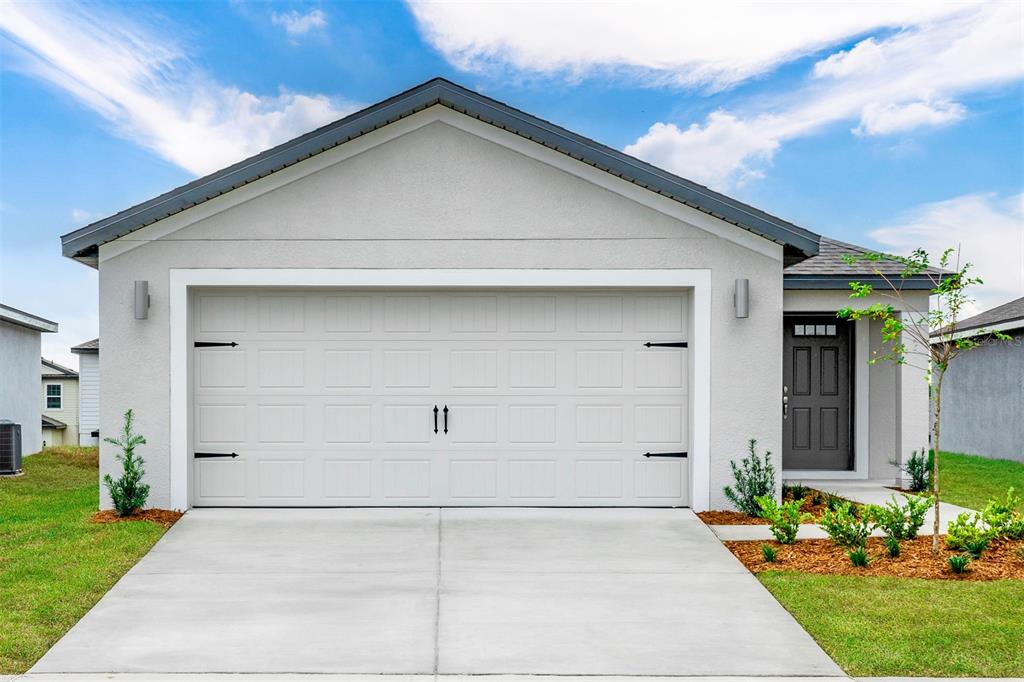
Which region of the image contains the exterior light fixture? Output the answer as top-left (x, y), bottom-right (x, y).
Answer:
top-left (734, 278), bottom-right (749, 318)
top-left (134, 281), bottom-right (150, 320)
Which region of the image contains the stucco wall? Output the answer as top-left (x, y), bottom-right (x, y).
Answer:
top-left (937, 330), bottom-right (1024, 461)
top-left (0, 320), bottom-right (43, 455)
top-left (96, 109), bottom-right (784, 509)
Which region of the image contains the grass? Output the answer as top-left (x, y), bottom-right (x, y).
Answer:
top-left (939, 451), bottom-right (1024, 512)
top-left (760, 572), bottom-right (1024, 677)
top-left (0, 447), bottom-right (168, 674)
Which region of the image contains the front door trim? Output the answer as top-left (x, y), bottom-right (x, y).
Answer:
top-left (169, 268), bottom-right (712, 510)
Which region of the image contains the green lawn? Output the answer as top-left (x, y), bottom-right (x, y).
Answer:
top-left (939, 451), bottom-right (1024, 511)
top-left (0, 447), bottom-right (169, 674)
top-left (760, 572), bottom-right (1024, 677)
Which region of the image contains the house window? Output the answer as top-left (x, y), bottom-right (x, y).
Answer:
top-left (794, 323), bottom-right (838, 337)
top-left (46, 384), bottom-right (62, 409)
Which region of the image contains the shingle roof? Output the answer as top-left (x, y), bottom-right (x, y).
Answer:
top-left (42, 415), bottom-right (68, 429)
top-left (61, 77), bottom-right (820, 264)
top-left (42, 358), bottom-right (78, 379)
top-left (935, 296), bottom-right (1024, 336)
top-left (783, 237), bottom-right (943, 290)
top-left (70, 338), bottom-right (99, 353)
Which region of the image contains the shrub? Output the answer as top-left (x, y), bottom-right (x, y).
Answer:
top-left (885, 536), bottom-right (901, 558)
top-left (761, 544), bottom-right (777, 563)
top-left (755, 495), bottom-right (811, 544)
top-left (866, 494), bottom-right (933, 542)
top-left (892, 449), bottom-right (932, 493)
top-left (723, 439), bottom-right (777, 516)
top-left (823, 491), bottom-right (846, 513)
top-left (811, 490), bottom-right (824, 506)
top-left (102, 409), bottom-right (150, 517)
top-left (820, 501), bottom-right (871, 549)
top-left (981, 487), bottom-right (1024, 540)
top-left (848, 546), bottom-right (871, 567)
top-left (948, 554), bottom-right (971, 574)
top-left (946, 512), bottom-right (993, 557)
top-left (783, 483), bottom-right (806, 502)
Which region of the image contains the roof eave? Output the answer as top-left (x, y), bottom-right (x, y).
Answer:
top-left (783, 274), bottom-right (937, 290)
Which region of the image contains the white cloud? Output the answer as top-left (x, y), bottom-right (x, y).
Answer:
top-left (271, 8), bottom-right (327, 38)
top-left (0, 2), bottom-right (356, 176)
top-left (408, 1), bottom-right (965, 90)
top-left (71, 209), bottom-right (96, 223)
top-left (870, 193), bottom-right (1024, 316)
top-left (621, 3), bottom-right (1023, 188)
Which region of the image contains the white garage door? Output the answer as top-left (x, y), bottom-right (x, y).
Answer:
top-left (191, 289), bottom-right (690, 506)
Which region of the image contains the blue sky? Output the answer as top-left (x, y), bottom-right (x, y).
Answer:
top-left (2, 1), bottom-right (1022, 366)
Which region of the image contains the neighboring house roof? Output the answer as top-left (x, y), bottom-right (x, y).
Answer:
top-left (0, 303), bottom-right (58, 333)
top-left (71, 338), bottom-right (100, 354)
top-left (783, 237), bottom-right (943, 290)
top-left (42, 357), bottom-right (79, 379)
top-left (61, 77), bottom-right (821, 265)
top-left (42, 414), bottom-right (67, 430)
top-left (932, 296), bottom-right (1024, 338)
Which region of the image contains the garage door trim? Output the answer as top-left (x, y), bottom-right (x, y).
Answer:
top-left (169, 269), bottom-right (711, 511)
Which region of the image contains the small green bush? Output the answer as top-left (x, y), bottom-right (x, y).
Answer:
top-left (102, 409), bottom-right (150, 517)
top-left (823, 491), bottom-right (846, 512)
top-left (723, 439), bottom-right (777, 516)
top-left (885, 536), bottom-right (901, 558)
top-left (761, 544), bottom-right (777, 563)
top-left (811, 490), bottom-right (824, 506)
top-left (866, 494), bottom-right (932, 541)
top-left (981, 487), bottom-right (1024, 540)
top-left (755, 495), bottom-right (811, 544)
top-left (820, 501), bottom-right (871, 549)
top-left (848, 546), bottom-right (871, 567)
top-left (948, 553), bottom-right (971, 574)
top-left (892, 449), bottom-right (932, 493)
top-left (783, 483), bottom-right (807, 501)
top-left (946, 512), bottom-right (993, 557)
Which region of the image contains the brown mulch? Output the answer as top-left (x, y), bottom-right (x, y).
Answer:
top-left (725, 535), bottom-right (1024, 581)
top-left (698, 489), bottom-right (861, 525)
top-left (91, 508), bottom-right (183, 528)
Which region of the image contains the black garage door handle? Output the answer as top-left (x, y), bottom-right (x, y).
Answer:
top-left (443, 405), bottom-right (449, 434)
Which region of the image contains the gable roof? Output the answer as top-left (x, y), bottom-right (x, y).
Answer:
top-left (0, 303), bottom-right (58, 333)
top-left (61, 77), bottom-right (820, 265)
top-left (42, 357), bottom-right (78, 379)
top-left (783, 237), bottom-right (943, 290)
top-left (42, 415), bottom-right (67, 430)
top-left (71, 338), bottom-right (99, 354)
top-left (932, 296), bottom-right (1024, 337)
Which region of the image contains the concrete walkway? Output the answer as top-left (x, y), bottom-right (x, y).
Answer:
top-left (711, 481), bottom-right (975, 542)
top-left (31, 508), bottom-right (841, 676)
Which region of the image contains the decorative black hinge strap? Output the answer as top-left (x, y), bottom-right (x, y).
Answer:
top-left (643, 451), bottom-right (688, 458)
top-left (644, 341), bottom-right (688, 348)
top-left (194, 452), bottom-right (239, 458)
top-left (194, 341), bottom-right (239, 348)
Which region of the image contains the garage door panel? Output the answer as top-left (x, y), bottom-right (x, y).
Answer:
top-left (192, 289), bottom-right (690, 507)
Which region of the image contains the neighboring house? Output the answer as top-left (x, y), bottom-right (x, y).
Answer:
top-left (71, 338), bottom-right (100, 446)
top-left (1, 303), bottom-right (58, 456)
top-left (41, 358), bottom-right (79, 446)
top-left (931, 296), bottom-right (1024, 462)
top-left (60, 78), bottom-right (931, 511)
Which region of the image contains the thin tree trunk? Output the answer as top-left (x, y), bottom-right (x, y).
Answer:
top-left (931, 371), bottom-right (944, 555)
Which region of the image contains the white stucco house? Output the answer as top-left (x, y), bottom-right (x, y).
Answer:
top-left (41, 357), bottom-right (79, 447)
top-left (1, 303), bottom-right (58, 459)
top-left (71, 338), bottom-right (100, 446)
top-left (60, 79), bottom-right (932, 511)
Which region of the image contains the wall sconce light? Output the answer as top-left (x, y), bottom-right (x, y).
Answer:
top-left (134, 281), bottom-right (150, 320)
top-left (734, 278), bottom-right (749, 318)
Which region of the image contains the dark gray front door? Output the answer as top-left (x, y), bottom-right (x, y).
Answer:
top-left (783, 316), bottom-right (853, 470)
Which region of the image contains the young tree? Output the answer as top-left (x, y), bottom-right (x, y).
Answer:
top-left (837, 247), bottom-right (1008, 554)
top-left (103, 409), bottom-right (151, 517)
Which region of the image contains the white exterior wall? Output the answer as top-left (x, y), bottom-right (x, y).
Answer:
top-left (0, 320), bottom-right (43, 455)
top-left (96, 109), bottom-right (784, 510)
top-left (782, 289), bottom-right (931, 482)
top-left (77, 352), bottom-right (100, 445)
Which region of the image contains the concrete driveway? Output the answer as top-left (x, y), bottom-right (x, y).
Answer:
top-left (33, 508), bottom-right (841, 676)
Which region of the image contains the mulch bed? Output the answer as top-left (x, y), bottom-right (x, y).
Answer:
top-left (725, 536), bottom-right (1024, 581)
top-left (91, 508), bottom-right (183, 528)
top-left (697, 488), bottom-right (860, 525)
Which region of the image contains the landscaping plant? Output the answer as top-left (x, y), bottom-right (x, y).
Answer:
top-left (980, 487), bottom-right (1024, 540)
top-left (891, 449), bottom-right (932, 493)
top-left (755, 495), bottom-right (811, 544)
top-left (761, 544), bottom-right (778, 563)
top-left (948, 553), bottom-right (971, 574)
top-left (885, 536), bottom-right (901, 558)
top-left (820, 500), bottom-right (871, 550)
top-left (866, 494), bottom-right (932, 542)
top-left (102, 409), bottom-right (150, 517)
top-left (946, 512), bottom-right (993, 558)
top-left (723, 439), bottom-right (777, 516)
top-left (783, 482), bottom-right (806, 501)
top-left (839, 246), bottom-right (1009, 554)
top-left (848, 546), bottom-right (871, 567)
